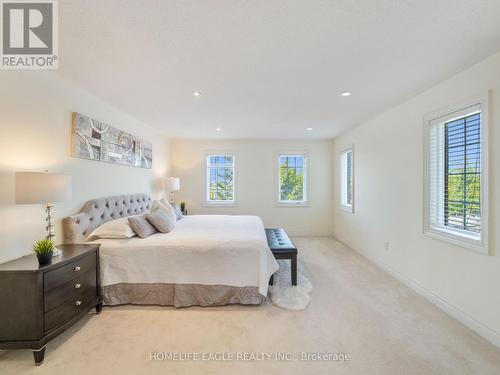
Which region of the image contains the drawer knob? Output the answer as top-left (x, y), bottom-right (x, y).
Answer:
top-left (75, 283), bottom-right (81, 289)
top-left (74, 266), bottom-right (81, 272)
top-left (75, 300), bottom-right (82, 306)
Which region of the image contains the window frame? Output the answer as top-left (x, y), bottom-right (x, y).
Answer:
top-left (276, 152), bottom-right (309, 207)
top-left (204, 152), bottom-right (237, 206)
top-left (340, 146), bottom-right (354, 213)
top-left (423, 93), bottom-right (489, 254)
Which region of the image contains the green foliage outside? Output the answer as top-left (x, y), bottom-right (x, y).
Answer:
top-left (280, 160), bottom-right (304, 201)
top-left (446, 169), bottom-right (480, 231)
top-left (209, 167), bottom-right (234, 201)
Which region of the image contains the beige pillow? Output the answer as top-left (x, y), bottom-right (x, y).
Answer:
top-left (128, 214), bottom-right (158, 238)
top-left (155, 198), bottom-right (173, 211)
top-left (147, 209), bottom-right (176, 233)
top-left (87, 217), bottom-right (137, 240)
top-left (152, 199), bottom-right (177, 225)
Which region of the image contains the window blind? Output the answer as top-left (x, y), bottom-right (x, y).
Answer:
top-left (341, 149), bottom-right (353, 208)
top-left (428, 105), bottom-right (481, 240)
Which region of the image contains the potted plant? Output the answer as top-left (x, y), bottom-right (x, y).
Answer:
top-left (180, 201), bottom-right (186, 215)
top-left (33, 238), bottom-right (55, 266)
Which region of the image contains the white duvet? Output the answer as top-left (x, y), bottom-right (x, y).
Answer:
top-left (94, 215), bottom-right (279, 296)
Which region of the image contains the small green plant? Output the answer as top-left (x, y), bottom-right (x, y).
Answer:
top-left (33, 238), bottom-right (55, 255)
top-left (180, 202), bottom-right (186, 212)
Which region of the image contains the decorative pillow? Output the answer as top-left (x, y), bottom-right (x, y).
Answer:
top-left (146, 209), bottom-right (176, 233)
top-left (128, 214), bottom-right (158, 238)
top-left (87, 217), bottom-right (136, 240)
top-left (152, 199), bottom-right (171, 211)
top-left (151, 199), bottom-right (177, 226)
top-left (159, 198), bottom-right (174, 210)
top-left (152, 199), bottom-right (177, 219)
top-left (171, 203), bottom-right (184, 220)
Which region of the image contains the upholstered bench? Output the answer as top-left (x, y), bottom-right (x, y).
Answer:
top-left (265, 228), bottom-right (298, 285)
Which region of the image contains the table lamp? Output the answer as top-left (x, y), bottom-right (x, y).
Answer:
top-left (15, 171), bottom-right (72, 256)
top-left (164, 177), bottom-right (180, 204)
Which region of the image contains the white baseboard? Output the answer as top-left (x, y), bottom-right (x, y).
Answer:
top-left (349, 245), bottom-right (500, 349)
top-left (285, 230), bottom-right (333, 237)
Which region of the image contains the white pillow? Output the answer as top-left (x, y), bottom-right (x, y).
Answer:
top-left (146, 209), bottom-right (176, 233)
top-left (151, 199), bottom-right (177, 228)
top-left (158, 198), bottom-right (174, 210)
top-left (87, 217), bottom-right (137, 240)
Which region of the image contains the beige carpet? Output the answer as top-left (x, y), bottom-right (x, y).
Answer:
top-left (1, 237), bottom-right (500, 375)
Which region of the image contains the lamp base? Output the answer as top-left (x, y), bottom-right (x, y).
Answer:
top-left (53, 247), bottom-right (63, 257)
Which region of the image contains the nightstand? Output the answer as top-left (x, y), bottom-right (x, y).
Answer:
top-left (0, 244), bottom-right (102, 365)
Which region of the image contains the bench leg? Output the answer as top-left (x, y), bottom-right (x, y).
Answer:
top-left (291, 254), bottom-right (297, 286)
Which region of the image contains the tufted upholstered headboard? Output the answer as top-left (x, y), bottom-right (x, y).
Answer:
top-left (62, 193), bottom-right (153, 243)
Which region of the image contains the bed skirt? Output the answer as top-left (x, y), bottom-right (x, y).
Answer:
top-left (101, 283), bottom-right (266, 307)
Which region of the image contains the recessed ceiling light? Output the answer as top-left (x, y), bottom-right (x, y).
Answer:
top-left (306, 127), bottom-right (313, 131)
top-left (193, 91), bottom-right (201, 97)
top-left (340, 92), bottom-right (352, 97)
top-left (216, 127), bottom-right (221, 132)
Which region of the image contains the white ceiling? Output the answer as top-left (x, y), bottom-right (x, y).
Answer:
top-left (57, 0), bottom-right (500, 139)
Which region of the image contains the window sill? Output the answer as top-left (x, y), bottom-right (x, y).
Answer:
top-left (204, 201), bottom-right (237, 207)
top-left (424, 228), bottom-right (488, 255)
top-left (275, 202), bottom-right (309, 207)
top-left (340, 204), bottom-right (354, 213)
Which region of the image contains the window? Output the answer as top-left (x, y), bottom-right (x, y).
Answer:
top-left (277, 154), bottom-right (307, 205)
top-left (340, 148), bottom-right (354, 212)
top-left (424, 96), bottom-right (488, 253)
top-left (206, 154), bottom-right (235, 204)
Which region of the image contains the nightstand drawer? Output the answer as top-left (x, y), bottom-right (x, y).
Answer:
top-left (44, 287), bottom-right (97, 333)
top-left (44, 251), bottom-right (97, 291)
top-left (44, 269), bottom-right (97, 312)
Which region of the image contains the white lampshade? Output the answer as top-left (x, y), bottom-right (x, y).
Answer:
top-left (16, 172), bottom-right (72, 204)
top-left (164, 177), bottom-right (180, 192)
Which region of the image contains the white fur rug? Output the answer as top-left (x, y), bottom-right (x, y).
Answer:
top-left (269, 260), bottom-right (312, 310)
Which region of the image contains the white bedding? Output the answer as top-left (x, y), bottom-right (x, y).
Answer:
top-left (94, 215), bottom-right (279, 296)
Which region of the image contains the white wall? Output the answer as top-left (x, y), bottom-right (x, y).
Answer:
top-left (0, 71), bottom-right (170, 264)
top-left (332, 51), bottom-right (500, 345)
top-left (171, 139), bottom-right (333, 236)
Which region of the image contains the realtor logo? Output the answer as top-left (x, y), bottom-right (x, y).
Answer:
top-left (1, 0), bottom-right (58, 69)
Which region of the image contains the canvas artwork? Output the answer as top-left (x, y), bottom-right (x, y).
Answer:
top-left (71, 112), bottom-right (153, 169)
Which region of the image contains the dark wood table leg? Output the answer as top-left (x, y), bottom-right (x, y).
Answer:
top-left (269, 274), bottom-right (274, 285)
top-left (291, 254), bottom-right (297, 286)
top-left (33, 346), bottom-right (46, 366)
top-left (96, 301), bottom-right (103, 314)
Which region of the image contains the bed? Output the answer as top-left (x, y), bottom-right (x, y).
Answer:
top-left (63, 194), bottom-right (279, 307)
